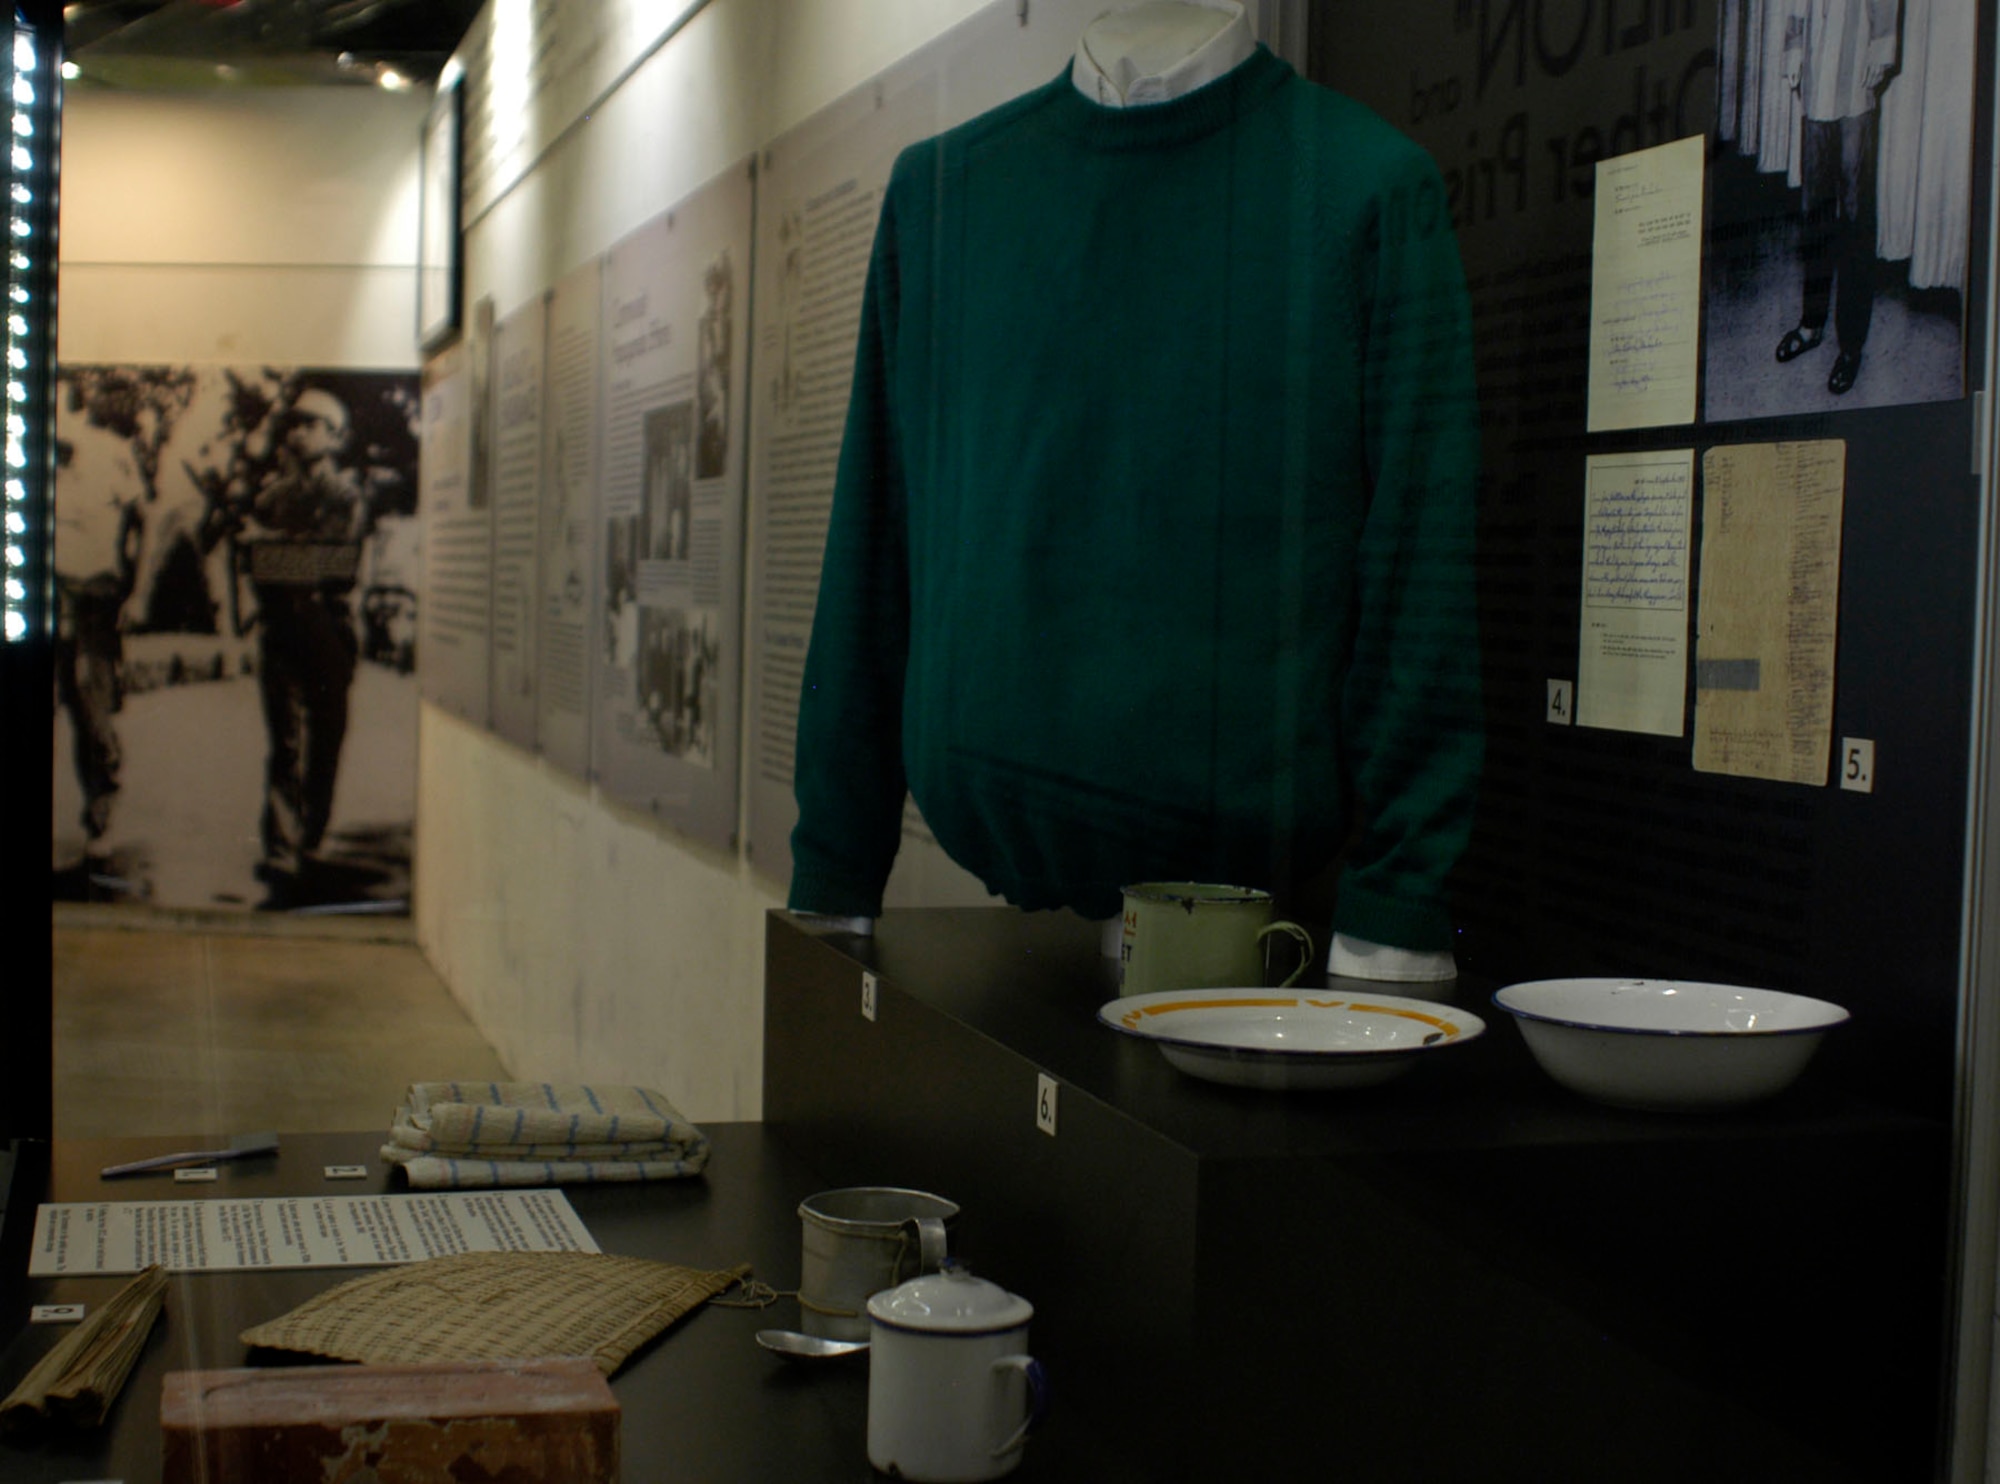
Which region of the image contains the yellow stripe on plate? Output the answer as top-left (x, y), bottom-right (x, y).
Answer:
top-left (1144, 997), bottom-right (1299, 1016)
top-left (1123, 997), bottom-right (1301, 1028)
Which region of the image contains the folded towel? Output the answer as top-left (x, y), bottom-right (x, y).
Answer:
top-left (384, 1156), bottom-right (705, 1189)
top-left (380, 1083), bottom-right (709, 1191)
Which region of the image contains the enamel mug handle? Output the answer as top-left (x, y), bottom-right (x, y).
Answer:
top-left (1258, 920), bottom-right (1315, 988)
top-left (989, 1354), bottom-right (1048, 1458)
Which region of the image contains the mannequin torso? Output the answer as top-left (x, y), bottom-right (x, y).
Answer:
top-left (793, 4), bottom-right (1469, 989)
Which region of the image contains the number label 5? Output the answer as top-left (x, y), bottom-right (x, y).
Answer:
top-left (1841, 738), bottom-right (1874, 793)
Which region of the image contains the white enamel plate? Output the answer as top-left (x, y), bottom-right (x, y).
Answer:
top-left (1099, 989), bottom-right (1484, 1091)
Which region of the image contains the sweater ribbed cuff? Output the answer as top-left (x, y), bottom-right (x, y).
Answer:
top-left (786, 867), bottom-right (887, 920)
top-left (1330, 877), bottom-right (1453, 953)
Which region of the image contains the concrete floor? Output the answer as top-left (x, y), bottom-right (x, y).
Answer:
top-left (52, 903), bottom-right (511, 1140)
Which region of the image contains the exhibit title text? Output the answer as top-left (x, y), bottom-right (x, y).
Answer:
top-left (1407, 0), bottom-right (1715, 231)
top-left (611, 290), bottom-right (672, 366)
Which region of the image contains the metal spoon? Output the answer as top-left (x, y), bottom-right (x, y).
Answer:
top-left (756, 1328), bottom-right (869, 1359)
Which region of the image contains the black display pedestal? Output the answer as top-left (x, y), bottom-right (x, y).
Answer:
top-left (764, 907), bottom-right (1948, 1483)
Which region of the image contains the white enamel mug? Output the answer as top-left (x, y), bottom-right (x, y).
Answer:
top-left (866, 1264), bottom-right (1046, 1482)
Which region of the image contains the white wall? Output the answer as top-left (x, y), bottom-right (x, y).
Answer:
top-left (58, 86), bottom-right (429, 367)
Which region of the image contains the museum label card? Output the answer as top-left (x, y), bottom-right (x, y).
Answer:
top-left (1587, 135), bottom-right (1705, 432)
top-left (1693, 441), bottom-right (1846, 783)
top-left (29, 1191), bottom-right (598, 1276)
top-left (1578, 449), bottom-right (1695, 736)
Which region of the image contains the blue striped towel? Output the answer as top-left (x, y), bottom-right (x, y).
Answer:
top-left (380, 1082), bottom-right (710, 1190)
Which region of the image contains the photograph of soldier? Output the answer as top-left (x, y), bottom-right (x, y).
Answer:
top-left (52, 380), bottom-right (161, 889)
top-left (1773, 0), bottom-right (1901, 395)
top-left (237, 387), bottom-right (372, 902)
top-left (641, 402), bottom-right (693, 562)
top-left (695, 250), bottom-right (732, 479)
top-left (1706, 0), bottom-right (1973, 417)
top-left (51, 363), bottom-right (420, 913)
top-left (604, 512), bottom-right (641, 674)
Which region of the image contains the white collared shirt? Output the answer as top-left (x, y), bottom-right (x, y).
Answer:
top-left (1071, 1), bottom-right (1256, 108)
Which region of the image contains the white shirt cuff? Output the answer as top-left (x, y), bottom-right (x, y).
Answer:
top-left (791, 912), bottom-right (875, 936)
top-left (1328, 933), bottom-right (1457, 982)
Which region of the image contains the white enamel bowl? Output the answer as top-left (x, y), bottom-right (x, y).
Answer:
top-left (1492, 978), bottom-right (1850, 1111)
top-left (1099, 989), bottom-right (1484, 1091)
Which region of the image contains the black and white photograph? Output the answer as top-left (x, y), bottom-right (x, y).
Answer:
top-left (638, 606), bottom-right (719, 768)
top-left (696, 250), bottom-right (733, 480)
top-left (604, 511), bottom-right (641, 675)
top-left (1705, 0), bottom-right (1975, 418)
top-left (545, 423), bottom-right (589, 615)
top-left (51, 363), bottom-right (421, 914)
top-left (767, 207), bottom-right (805, 421)
top-left (641, 401), bottom-right (694, 562)
top-left (468, 294), bottom-right (496, 511)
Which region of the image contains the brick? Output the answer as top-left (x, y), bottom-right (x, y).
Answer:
top-left (160, 1357), bottom-right (620, 1483)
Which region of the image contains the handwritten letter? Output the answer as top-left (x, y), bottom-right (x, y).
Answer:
top-left (1693, 441), bottom-right (1846, 783)
top-left (1578, 450), bottom-right (1695, 736)
top-left (1587, 135), bottom-right (1705, 432)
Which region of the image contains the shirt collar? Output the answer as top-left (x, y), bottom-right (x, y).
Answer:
top-left (1070, 2), bottom-right (1256, 109)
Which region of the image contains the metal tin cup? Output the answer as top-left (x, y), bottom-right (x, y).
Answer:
top-left (1118, 882), bottom-right (1314, 998)
top-left (797, 1187), bottom-right (959, 1341)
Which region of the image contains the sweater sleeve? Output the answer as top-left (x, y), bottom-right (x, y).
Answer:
top-left (1334, 147), bottom-right (1484, 951)
top-left (786, 176), bottom-right (914, 917)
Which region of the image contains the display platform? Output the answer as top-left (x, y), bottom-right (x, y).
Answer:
top-left (0, 1127), bottom-right (1124, 1481)
top-left (765, 907), bottom-right (1950, 1483)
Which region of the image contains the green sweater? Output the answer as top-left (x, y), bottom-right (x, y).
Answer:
top-left (789, 46), bottom-right (1481, 950)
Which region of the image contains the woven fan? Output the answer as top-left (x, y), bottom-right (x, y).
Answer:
top-left (241, 1251), bottom-right (750, 1376)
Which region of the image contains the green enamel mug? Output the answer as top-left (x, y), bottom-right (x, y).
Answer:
top-left (1117, 883), bottom-right (1315, 998)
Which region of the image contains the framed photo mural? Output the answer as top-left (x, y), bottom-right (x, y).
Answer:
top-left (51, 364), bottom-right (422, 914)
top-left (418, 78), bottom-right (464, 353)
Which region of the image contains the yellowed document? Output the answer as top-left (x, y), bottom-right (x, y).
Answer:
top-left (1578, 450), bottom-right (1695, 736)
top-left (1693, 441), bottom-right (1846, 784)
top-left (1587, 135), bottom-right (1705, 432)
